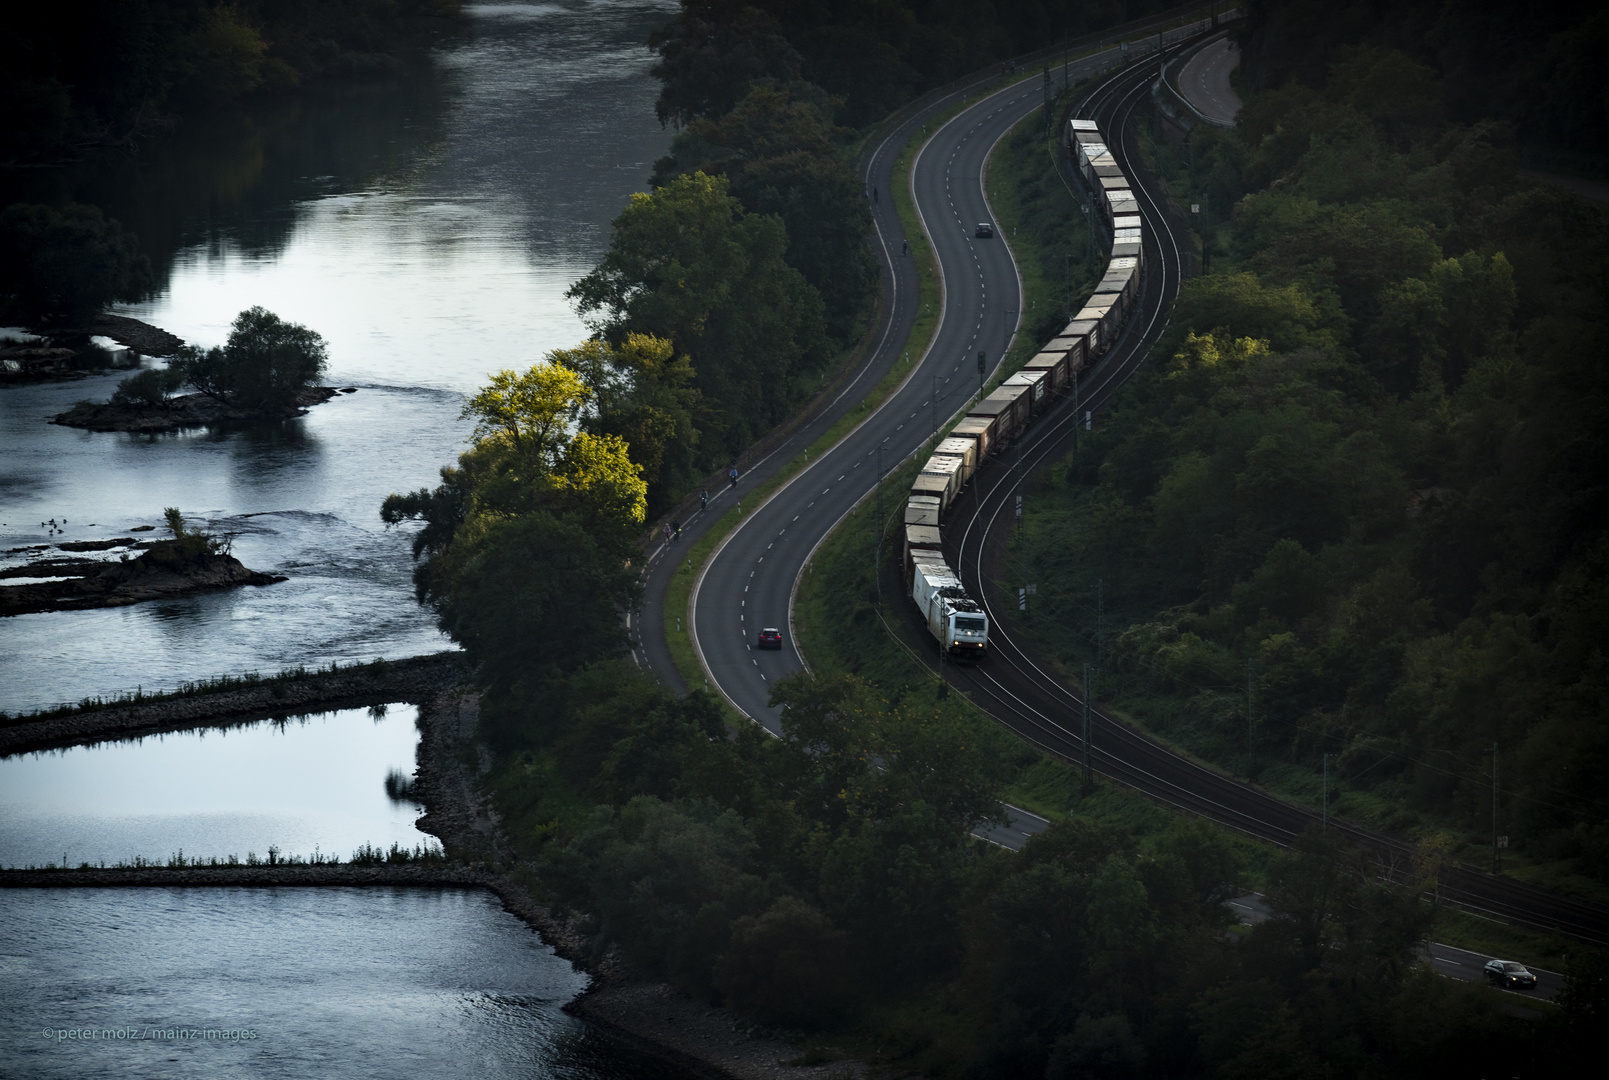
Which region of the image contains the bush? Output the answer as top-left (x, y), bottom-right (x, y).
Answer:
top-left (714, 897), bottom-right (855, 1029)
top-left (110, 366), bottom-right (184, 408)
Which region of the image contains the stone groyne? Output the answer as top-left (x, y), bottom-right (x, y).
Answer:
top-left (0, 651), bottom-right (469, 757)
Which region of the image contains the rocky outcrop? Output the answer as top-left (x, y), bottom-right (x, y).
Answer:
top-left (51, 385), bottom-right (342, 433)
top-left (0, 547), bottom-right (285, 617)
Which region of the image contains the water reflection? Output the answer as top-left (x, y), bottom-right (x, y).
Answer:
top-left (0, 706), bottom-right (430, 868)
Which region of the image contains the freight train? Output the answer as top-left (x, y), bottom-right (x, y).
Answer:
top-left (905, 117), bottom-right (1142, 660)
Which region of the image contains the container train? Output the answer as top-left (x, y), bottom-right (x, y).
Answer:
top-left (905, 117), bottom-right (1142, 661)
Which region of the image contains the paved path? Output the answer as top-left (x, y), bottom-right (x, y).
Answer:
top-left (1177, 37), bottom-right (1241, 125)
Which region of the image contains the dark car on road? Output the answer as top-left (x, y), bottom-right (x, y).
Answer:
top-left (758, 628), bottom-right (782, 650)
top-left (1483, 960), bottom-right (1537, 989)
top-left (975, 222), bottom-right (994, 238)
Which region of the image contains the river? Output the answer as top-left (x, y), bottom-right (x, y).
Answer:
top-left (0, 0), bottom-right (678, 716)
top-left (3, 4), bottom-right (692, 1076)
top-left (2, 887), bottom-right (692, 1080)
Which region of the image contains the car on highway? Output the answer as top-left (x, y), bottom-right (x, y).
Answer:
top-left (1483, 960), bottom-right (1537, 989)
top-left (975, 221), bottom-right (994, 238)
top-left (757, 627), bottom-right (782, 650)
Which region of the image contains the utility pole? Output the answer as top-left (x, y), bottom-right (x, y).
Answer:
top-left (1096, 577), bottom-right (1104, 691)
top-left (977, 349), bottom-right (986, 396)
top-left (1322, 753), bottom-right (1331, 829)
top-left (931, 369), bottom-right (938, 438)
top-left (1042, 67), bottom-right (1052, 134)
top-left (1082, 661), bottom-right (1092, 787)
top-left (1493, 741), bottom-right (1500, 873)
top-left (875, 444), bottom-right (885, 551)
top-left (1246, 658), bottom-right (1255, 765)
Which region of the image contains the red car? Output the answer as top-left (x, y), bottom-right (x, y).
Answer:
top-left (758, 628), bottom-right (783, 650)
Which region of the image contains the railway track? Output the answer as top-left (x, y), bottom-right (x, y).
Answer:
top-left (918, 55), bottom-right (1609, 947)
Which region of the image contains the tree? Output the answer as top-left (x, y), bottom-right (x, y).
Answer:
top-left (461, 361), bottom-right (589, 459)
top-left (568, 171), bottom-right (830, 460)
top-left (0, 202), bottom-right (152, 325)
top-left (653, 83), bottom-right (876, 343)
top-left (177, 306), bottom-right (328, 410)
top-left (713, 896), bottom-right (854, 1028)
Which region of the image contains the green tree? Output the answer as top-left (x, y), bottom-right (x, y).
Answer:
top-left (177, 306), bottom-right (328, 410)
top-left (653, 83), bottom-right (876, 343)
top-left (568, 171), bottom-right (830, 459)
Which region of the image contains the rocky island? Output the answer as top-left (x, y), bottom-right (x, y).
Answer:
top-left (53, 384), bottom-right (345, 433)
top-left (47, 305), bottom-right (343, 432)
top-left (0, 512), bottom-right (285, 617)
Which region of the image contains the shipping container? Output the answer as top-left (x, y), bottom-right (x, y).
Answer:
top-left (950, 415), bottom-right (995, 458)
top-left (910, 471), bottom-right (953, 512)
top-left (1004, 369), bottom-right (1050, 411)
top-left (1067, 318), bottom-right (1102, 355)
top-left (904, 495), bottom-right (941, 526)
top-left (1023, 350), bottom-right (1069, 394)
top-left (935, 436), bottom-right (979, 483)
top-left (920, 452), bottom-right (966, 505)
top-left (903, 524), bottom-right (944, 580)
top-left (969, 383), bottom-right (1031, 441)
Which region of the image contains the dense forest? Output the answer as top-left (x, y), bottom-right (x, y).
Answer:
top-left (1016, 11), bottom-right (1609, 888)
top-left (376, 5), bottom-right (1609, 1076)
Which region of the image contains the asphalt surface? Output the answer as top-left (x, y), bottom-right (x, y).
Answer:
top-left (1176, 36), bottom-right (1242, 124)
top-left (1228, 894), bottom-right (1565, 1002)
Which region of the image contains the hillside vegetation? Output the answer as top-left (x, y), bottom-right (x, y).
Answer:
top-left (1015, 40), bottom-right (1609, 885)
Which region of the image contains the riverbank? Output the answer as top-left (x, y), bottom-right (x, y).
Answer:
top-left (0, 651), bottom-right (467, 754)
top-left (408, 683), bottom-right (866, 1080)
top-left (0, 864), bottom-right (488, 888)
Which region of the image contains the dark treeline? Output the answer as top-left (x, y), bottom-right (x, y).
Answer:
top-left (1, 0), bottom-right (461, 167)
top-left (1239, 0), bottom-right (1609, 173)
top-left (0, 1), bottom-right (459, 327)
top-left (1019, 11), bottom-right (1609, 880)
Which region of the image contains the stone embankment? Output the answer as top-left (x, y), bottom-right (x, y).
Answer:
top-left (0, 651), bottom-right (468, 756)
top-left (0, 864), bottom-right (490, 888)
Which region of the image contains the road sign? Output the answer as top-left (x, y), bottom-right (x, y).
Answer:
top-left (1497, 836), bottom-right (1508, 848)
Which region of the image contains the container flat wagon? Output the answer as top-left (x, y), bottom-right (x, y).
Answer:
top-left (904, 115), bottom-right (1144, 664)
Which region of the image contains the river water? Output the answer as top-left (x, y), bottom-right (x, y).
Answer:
top-left (0, 0), bottom-right (678, 715)
top-left (1, 887), bottom-right (691, 1080)
top-left (3, 4), bottom-right (693, 1075)
top-left (0, 706), bottom-right (430, 870)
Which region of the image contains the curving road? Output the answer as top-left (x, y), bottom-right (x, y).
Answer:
top-left (1176, 36), bottom-right (1242, 125)
top-left (632, 22), bottom-right (1609, 945)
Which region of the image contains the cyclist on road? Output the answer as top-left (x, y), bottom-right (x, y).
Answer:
top-left (728, 465), bottom-right (739, 487)
top-left (699, 490), bottom-right (707, 510)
